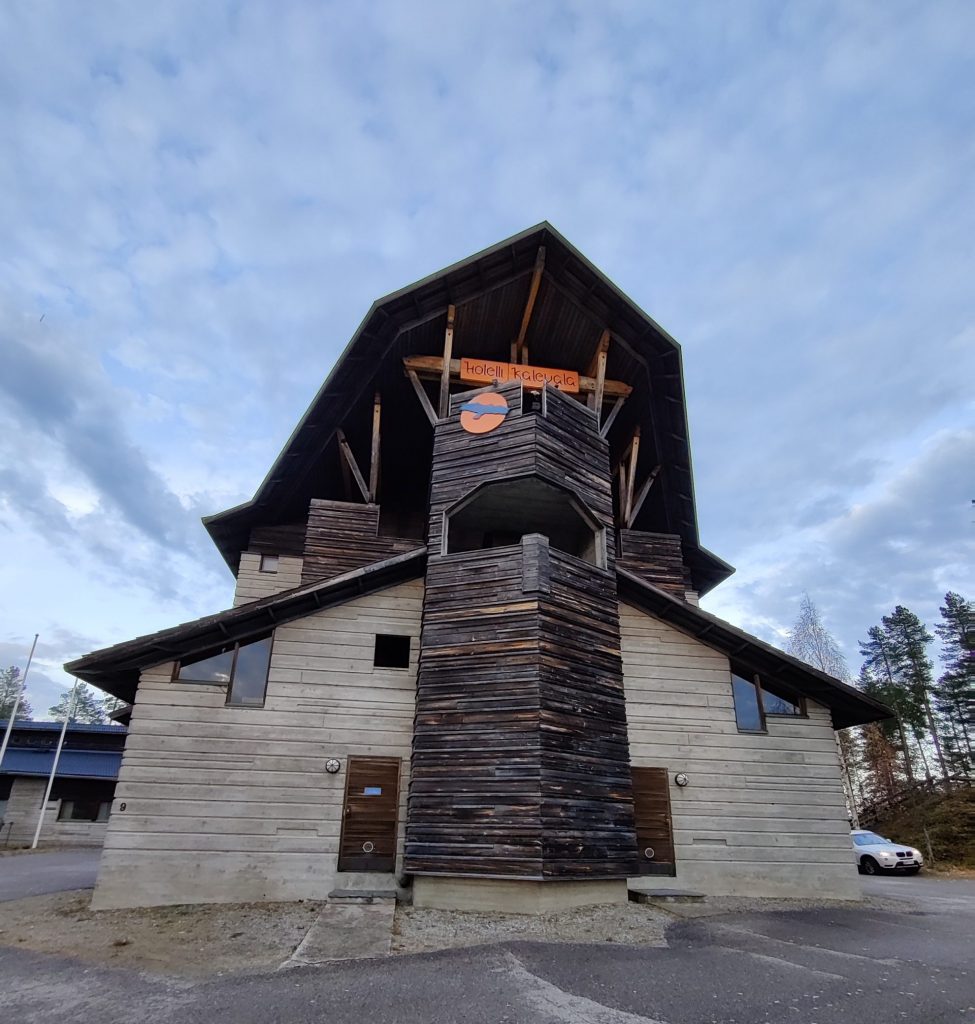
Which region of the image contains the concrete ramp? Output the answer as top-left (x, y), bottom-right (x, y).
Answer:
top-left (284, 900), bottom-right (395, 966)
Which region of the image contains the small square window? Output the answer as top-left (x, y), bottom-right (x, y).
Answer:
top-left (259, 554), bottom-right (279, 573)
top-left (373, 634), bottom-right (411, 669)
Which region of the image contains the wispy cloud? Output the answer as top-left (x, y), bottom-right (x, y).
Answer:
top-left (0, 0), bottom-right (972, 709)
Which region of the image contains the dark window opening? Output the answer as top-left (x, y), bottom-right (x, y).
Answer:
top-left (51, 780), bottom-right (116, 822)
top-left (374, 634), bottom-right (411, 669)
top-left (175, 635), bottom-right (274, 707)
top-left (445, 477), bottom-right (605, 567)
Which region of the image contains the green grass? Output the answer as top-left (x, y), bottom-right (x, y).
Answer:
top-left (870, 787), bottom-right (975, 869)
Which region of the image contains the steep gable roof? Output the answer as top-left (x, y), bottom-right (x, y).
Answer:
top-left (202, 222), bottom-right (733, 595)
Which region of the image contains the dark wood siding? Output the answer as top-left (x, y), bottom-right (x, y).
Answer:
top-left (247, 522), bottom-right (307, 557)
top-left (405, 384), bottom-right (638, 880)
top-left (338, 756), bottom-right (401, 873)
top-left (631, 766), bottom-right (676, 876)
top-left (301, 499), bottom-right (422, 585)
top-left (618, 530), bottom-right (692, 598)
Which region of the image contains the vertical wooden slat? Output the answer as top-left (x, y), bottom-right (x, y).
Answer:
top-left (369, 392), bottom-right (382, 502)
top-left (586, 329), bottom-right (611, 418)
top-left (439, 305), bottom-right (455, 419)
top-left (624, 427), bottom-right (641, 524)
top-left (512, 246), bottom-right (545, 364)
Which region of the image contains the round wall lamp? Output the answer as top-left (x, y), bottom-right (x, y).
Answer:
top-left (674, 772), bottom-right (689, 787)
top-left (325, 759), bottom-right (341, 774)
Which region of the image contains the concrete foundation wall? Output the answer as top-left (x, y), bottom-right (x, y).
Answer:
top-left (92, 579), bottom-right (423, 909)
top-left (620, 603), bottom-right (861, 901)
top-left (233, 552), bottom-right (304, 606)
top-left (1, 777), bottom-right (110, 848)
top-left (413, 877), bottom-right (628, 914)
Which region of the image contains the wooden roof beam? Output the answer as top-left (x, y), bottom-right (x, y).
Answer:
top-left (512, 246), bottom-right (545, 365)
top-left (405, 368), bottom-right (438, 426)
top-left (626, 463), bottom-right (661, 528)
top-left (439, 304), bottom-right (455, 418)
top-left (586, 329), bottom-right (611, 424)
top-left (368, 391), bottom-right (381, 503)
top-left (336, 428), bottom-right (370, 503)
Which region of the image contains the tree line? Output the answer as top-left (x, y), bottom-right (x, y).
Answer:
top-left (0, 669), bottom-right (122, 725)
top-left (788, 592), bottom-right (974, 814)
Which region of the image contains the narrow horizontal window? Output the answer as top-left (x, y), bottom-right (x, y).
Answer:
top-left (175, 635), bottom-right (274, 708)
top-left (259, 554), bottom-right (279, 573)
top-left (374, 634), bottom-right (411, 669)
top-left (761, 686), bottom-right (804, 717)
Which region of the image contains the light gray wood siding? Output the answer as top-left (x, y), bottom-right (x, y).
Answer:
top-left (233, 552), bottom-right (304, 606)
top-left (620, 602), bottom-right (860, 899)
top-left (93, 579), bottom-right (423, 909)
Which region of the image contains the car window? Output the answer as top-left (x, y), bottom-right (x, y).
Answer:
top-left (853, 833), bottom-right (887, 846)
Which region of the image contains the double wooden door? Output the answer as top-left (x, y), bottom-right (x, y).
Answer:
top-left (631, 766), bottom-right (676, 876)
top-left (337, 756), bottom-right (401, 873)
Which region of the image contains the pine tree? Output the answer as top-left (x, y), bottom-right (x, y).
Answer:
top-left (859, 626), bottom-right (923, 784)
top-left (882, 605), bottom-right (951, 785)
top-left (102, 693), bottom-right (126, 718)
top-left (787, 593), bottom-right (849, 678)
top-left (49, 683), bottom-right (107, 725)
top-left (856, 665), bottom-right (907, 803)
top-left (933, 592), bottom-right (974, 775)
top-left (0, 666), bottom-right (33, 721)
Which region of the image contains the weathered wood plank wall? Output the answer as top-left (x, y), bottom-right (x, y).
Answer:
top-left (406, 383), bottom-right (637, 880)
top-left (92, 580), bottom-right (423, 909)
top-left (619, 602), bottom-right (859, 899)
top-left (301, 499), bottom-right (422, 586)
top-left (618, 531), bottom-right (693, 598)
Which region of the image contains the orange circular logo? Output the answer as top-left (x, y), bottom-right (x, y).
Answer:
top-left (459, 392), bottom-right (510, 434)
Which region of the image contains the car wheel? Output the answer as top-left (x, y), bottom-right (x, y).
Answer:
top-left (904, 867), bottom-right (920, 875)
top-left (861, 856), bottom-right (881, 875)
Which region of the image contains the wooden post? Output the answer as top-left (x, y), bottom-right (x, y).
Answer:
top-left (336, 428), bottom-right (370, 503)
top-left (368, 392), bottom-right (381, 502)
top-left (406, 368), bottom-right (438, 426)
top-left (512, 246), bottom-right (545, 364)
top-left (586, 330), bottom-right (610, 419)
top-left (624, 427), bottom-right (640, 524)
top-left (439, 305), bottom-right (455, 419)
top-left (626, 464), bottom-right (660, 528)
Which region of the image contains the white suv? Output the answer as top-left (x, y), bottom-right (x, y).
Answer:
top-left (851, 829), bottom-right (923, 875)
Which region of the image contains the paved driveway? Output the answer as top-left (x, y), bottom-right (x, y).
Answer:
top-left (0, 850), bottom-right (101, 901)
top-left (2, 873), bottom-right (973, 1023)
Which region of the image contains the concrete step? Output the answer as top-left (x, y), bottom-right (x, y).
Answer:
top-left (629, 887), bottom-right (706, 904)
top-left (284, 901), bottom-right (395, 966)
top-left (328, 888), bottom-right (399, 904)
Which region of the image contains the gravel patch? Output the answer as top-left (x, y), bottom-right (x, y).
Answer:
top-left (0, 889), bottom-right (323, 977)
top-left (391, 901), bottom-right (671, 955)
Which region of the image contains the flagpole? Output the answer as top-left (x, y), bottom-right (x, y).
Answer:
top-left (0, 633), bottom-right (38, 768)
top-left (31, 678), bottom-right (79, 850)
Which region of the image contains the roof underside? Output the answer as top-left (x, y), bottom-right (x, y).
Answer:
top-left (618, 570), bottom-right (891, 729)
top-left (203, 222), bottom-right (733, 595)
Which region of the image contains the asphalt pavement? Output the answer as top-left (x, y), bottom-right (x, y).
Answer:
top-left (0, 849), bottom-right (101, 901)
top-left (2, 871), bottom-right (973, 1023)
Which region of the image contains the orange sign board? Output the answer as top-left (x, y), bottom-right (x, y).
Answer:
top-left (458, 357), bottom-right (580, 393)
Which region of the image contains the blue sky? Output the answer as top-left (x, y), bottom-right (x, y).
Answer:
top-left (1, 1), bottom-right (973, 715)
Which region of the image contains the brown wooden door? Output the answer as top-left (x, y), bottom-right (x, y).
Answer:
top-left (631, 766), bottom-right (676, 876)
top-left (338, 757), bottom-right (401, 873)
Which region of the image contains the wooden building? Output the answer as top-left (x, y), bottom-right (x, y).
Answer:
top-left (67, 224), bottom-right (889, 911)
